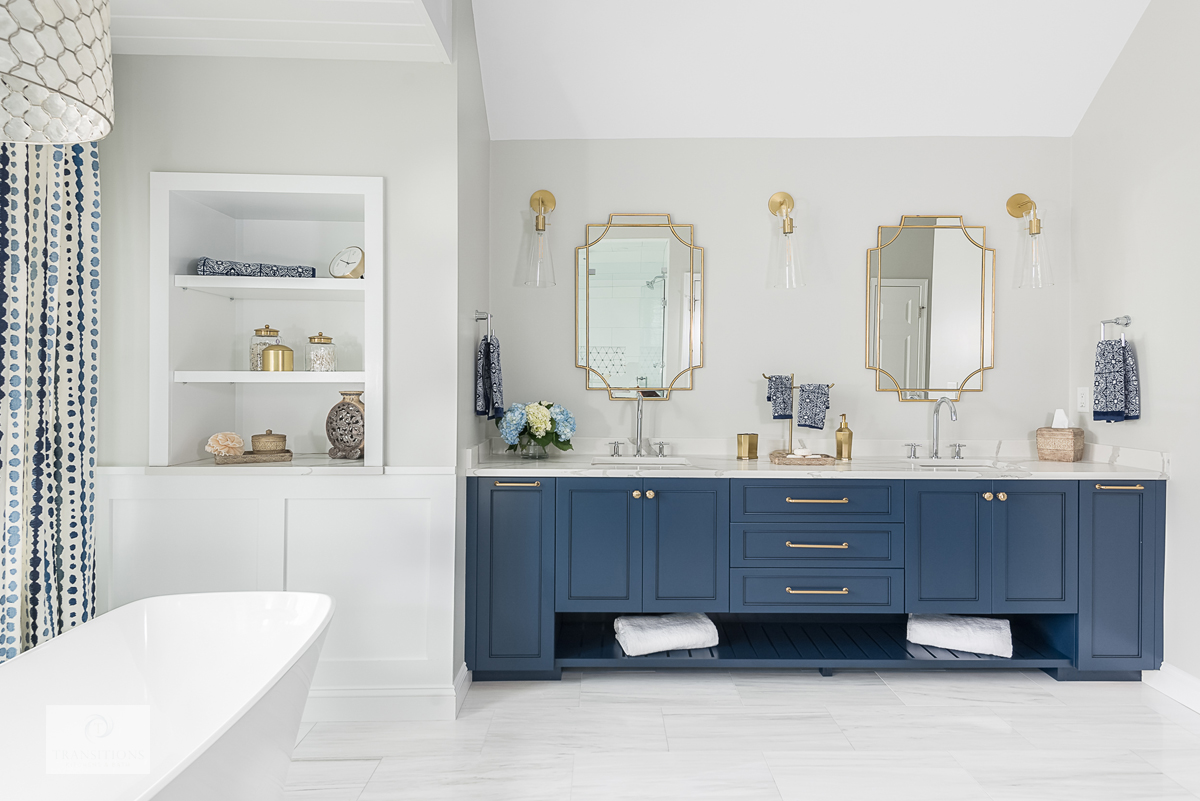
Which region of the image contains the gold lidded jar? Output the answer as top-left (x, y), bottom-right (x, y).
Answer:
top-left (250, 324), bottom-right (280, 371)
top-left (306, 332), bottom-right (337, 372)
top-left (262, 343), bottom-right (294, 371)
top-left (251, 429), bottom-right (287, 453)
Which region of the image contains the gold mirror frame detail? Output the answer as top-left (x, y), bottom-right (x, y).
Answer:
top-left (865, 215), bottom-right (996, 402)
top-left (575, 213), bottom-right (704, 400)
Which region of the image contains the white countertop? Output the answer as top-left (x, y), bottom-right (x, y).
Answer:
top-left (464, 454), bottom-right (1166, 481)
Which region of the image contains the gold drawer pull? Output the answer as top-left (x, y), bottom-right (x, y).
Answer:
top-left (785, 497), bottom-right (850, 504)
top-left (632, 490), bottom-right (642, 499)
top-left (786, 587), bottom-right (849, 595)
top-left (1096, 483), bottom-right (1144, 490)
top-left (494, 481), bottom-right (541, 487)
top-left (646, 490), bottom-right (656, 499)
top-left (982, 492), bottom-right (994, 501)
top-left (786, 541), bottom-right (849, 549)
top-left (997, 492), bottom-right (1008, 501)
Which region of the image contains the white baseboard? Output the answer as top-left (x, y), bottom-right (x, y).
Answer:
top-left (454, 662), bottom-right (472, 717)
top-left (301, 684), bottom-right (461, 722)
top-left (1144, 662), bottom-right (1200, 714)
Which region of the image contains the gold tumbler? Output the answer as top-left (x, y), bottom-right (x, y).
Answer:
top-left (737, 433), bottom-right (759, 460)
top-left (262, 343), bottom-right (294, 371)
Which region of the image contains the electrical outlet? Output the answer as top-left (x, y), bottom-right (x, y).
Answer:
top-left (1076, 387), bottom-right (1090, 412)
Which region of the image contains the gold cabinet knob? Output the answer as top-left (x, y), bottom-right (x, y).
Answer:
top-left (646, 490), bottom-right (656, 499)
top-left (632, 490), bottom-right (642, 499)
top-left (997, 492), bottom-right (1008, 501)
top-left (983, 492), bottom-right (994, 501)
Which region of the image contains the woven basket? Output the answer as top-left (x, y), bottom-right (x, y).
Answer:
top-left (1036, 428), bottom-right (1084, 462)
top-left (251, 429), bottom-right (287, 453)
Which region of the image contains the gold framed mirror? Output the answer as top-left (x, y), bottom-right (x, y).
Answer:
top-left (866, 216), bottom-right (995, 401)
top-left (576, 214), bottom-right (704, 400)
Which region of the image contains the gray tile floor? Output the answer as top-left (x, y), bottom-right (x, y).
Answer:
top-left (288, 669), bottom-right (1200, 799)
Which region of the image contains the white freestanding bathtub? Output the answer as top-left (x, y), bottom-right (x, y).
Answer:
top-left (0, 591), bottom-right (333, 801)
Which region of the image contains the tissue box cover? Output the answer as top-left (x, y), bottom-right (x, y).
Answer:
top-left (1036, 427), bottom-right (1084, 462)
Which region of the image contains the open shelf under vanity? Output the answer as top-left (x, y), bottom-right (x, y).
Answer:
top-left (554, 614), bottom-right (1073, 671)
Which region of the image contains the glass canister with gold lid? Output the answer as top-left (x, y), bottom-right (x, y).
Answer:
top-left (306, 332), bottom-right (337, 372)
top-left (250, 324), bottom-right (280, 371)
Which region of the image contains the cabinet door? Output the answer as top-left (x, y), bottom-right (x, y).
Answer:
top-left (556, 478), bottom-right (643, 612)
top-left (993, 481), bottom-right (1078, 613)
top-left (1078, 481), bottom-right (1162, 670)
top-left (642, 479), bottom-right (729, 612)
top-left (472, 478), bottom-right (555, 673)
top-left (905, 481), bottom-right (993, 613)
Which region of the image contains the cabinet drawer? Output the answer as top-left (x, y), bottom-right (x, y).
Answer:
top-left (732, 480), bottom-right (903, 522)
top-left (731, 524), bottom-right (903, 568)
top-left (730, 568), bottom-right (904, 612)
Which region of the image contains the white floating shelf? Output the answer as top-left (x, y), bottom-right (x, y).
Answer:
top-left (174, 274), bottom-right (365, 301)
top-left (174, 370), bottom-right (366, 383)
top-left (147, 453), bottom-right (382, 476)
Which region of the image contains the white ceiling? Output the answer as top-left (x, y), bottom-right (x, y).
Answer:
top-left (473, 0), bottom-right (1150, 140)
top-left (110, 0), bottom-right (452, 63)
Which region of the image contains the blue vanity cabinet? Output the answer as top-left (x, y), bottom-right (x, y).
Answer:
top-left (470, 477), bottom-right (556, 677)
top-left (555, 478), bottom-right (644, 612)
top-left (905, 481), bottom-right (993, 613)
top-left (992, 481), bottom-right (1078, 613)
top-left (1077, 481), bottom-right (1164, 671)
top-left (642, 479), bottom-right (729, 612)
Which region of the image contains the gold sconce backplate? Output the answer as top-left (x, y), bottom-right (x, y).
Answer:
top-left (768, 191), bottom-right (794, 217)
top-left (1006, 192), bottom-right (1036, 218)
top-left (529, 189), bottom-right (556, 214)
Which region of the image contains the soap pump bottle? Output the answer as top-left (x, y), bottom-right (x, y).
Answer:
top-left (835, 414), bottom-right (853, 461)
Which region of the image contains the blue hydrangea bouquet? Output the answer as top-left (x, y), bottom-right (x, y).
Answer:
top-left (497, 401), bottom-right (575, 458)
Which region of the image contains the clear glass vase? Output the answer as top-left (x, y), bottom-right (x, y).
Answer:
top-left (519, 435), bottom-right (548, 460)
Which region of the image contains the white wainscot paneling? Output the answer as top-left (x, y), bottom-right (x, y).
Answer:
top-left (286, 498), bottom-right (432, 663)
top-left (110, 498), bottom-right (260, 608)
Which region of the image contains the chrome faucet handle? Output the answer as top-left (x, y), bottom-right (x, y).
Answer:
top-left (904, 443), bottom-right (922, 459)
top-left (951, 443), bottom-right (965, 460)
top-left (608, 441), bottom-right (622, 457)
top-left (654, 441), bottom-right (667, 457)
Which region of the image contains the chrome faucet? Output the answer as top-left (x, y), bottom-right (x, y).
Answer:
top-left (931, 396), bottom-right (957, 459)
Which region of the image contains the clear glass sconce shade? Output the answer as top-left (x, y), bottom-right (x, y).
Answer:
top-left (1017, 210), bottom-right (1053, 288)
top-left (768, 214), bottom-right (804, 289)
top-left (524, 210), bottom-right (555, 287)
top-left (0, 0), bottom-right (113, 143)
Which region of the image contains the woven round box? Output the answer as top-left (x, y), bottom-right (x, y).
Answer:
top-left (251, 429), bottom-right (287, 453)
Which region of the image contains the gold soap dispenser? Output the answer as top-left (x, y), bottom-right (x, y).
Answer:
top-left (835, 414), bottom-right (853, 461)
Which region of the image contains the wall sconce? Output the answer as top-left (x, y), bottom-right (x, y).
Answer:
top-left (524, 190), bottom-right (556, 287)
top-left (1006, 193), bottom-right (1054, 288)
top-left (768, 192), bottom-right (803, 289)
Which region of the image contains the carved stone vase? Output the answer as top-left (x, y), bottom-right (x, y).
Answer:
top-left (326, 390), bottom-right (365, 460)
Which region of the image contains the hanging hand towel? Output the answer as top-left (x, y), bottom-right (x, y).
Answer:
top-left (766, 374), bottom-right (793, 419)
top-left (486, 335), bottom-right (505, 420)
top-left (795, 384), bottom-right (830, 430)
top-left (1093, 339), bottom-right (1140, 422)
top-left (474, 337), bottom-right (488, 417)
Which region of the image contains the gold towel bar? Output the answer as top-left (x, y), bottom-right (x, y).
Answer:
top-left (494, 481), bottom-right (541, 487)
top-left (1095, 484), bottom-right (1144, 490)
top-left (786, 497), bottom-right (849, 504)
top-left (786, 542), bottom-right (849, 549)
top-left (786, 587), bottom-right (849, 595)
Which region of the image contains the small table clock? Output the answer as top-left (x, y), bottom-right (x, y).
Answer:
top-left (328, 246), bottom-right (365, 279)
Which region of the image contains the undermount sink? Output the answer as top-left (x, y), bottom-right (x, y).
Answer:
top-left (914, 459), bottom-right (1000, 468)
top-left (591, 456), bottom-right (691, 466)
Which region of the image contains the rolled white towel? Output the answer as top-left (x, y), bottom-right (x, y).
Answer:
top-left (614, 613), bottom-right (719, 657)
top-left (906, 614), bottom-right (1012, 658)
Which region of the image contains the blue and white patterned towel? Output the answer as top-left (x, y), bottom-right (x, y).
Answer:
top-left (475, 335), bottom-right (504, 420)
top-left (1093, 340), bottom-right (1140, 423)
top-left (195, 256), bottom-right (315, 278)
top-left (766, 374), bottom-right (792, 419)
top-left (795, 384), bottom-right (830, 430)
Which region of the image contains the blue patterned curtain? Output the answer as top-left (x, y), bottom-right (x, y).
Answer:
top-left (0, 143), bottom-right (100, 663)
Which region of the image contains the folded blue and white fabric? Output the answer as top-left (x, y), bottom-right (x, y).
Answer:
top-left (195, 256), bottom-right (315, 278)
top-left (766, 374), bottom-right (792, 419)
top-left (1093, 339), bottom-right (1140, 422)
top-left (795, 383), bottom-right (830, 429)
top-left (614, 613), bottom-right (719, 657)
top-left (906, 614), bottom-right (1012, 658)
